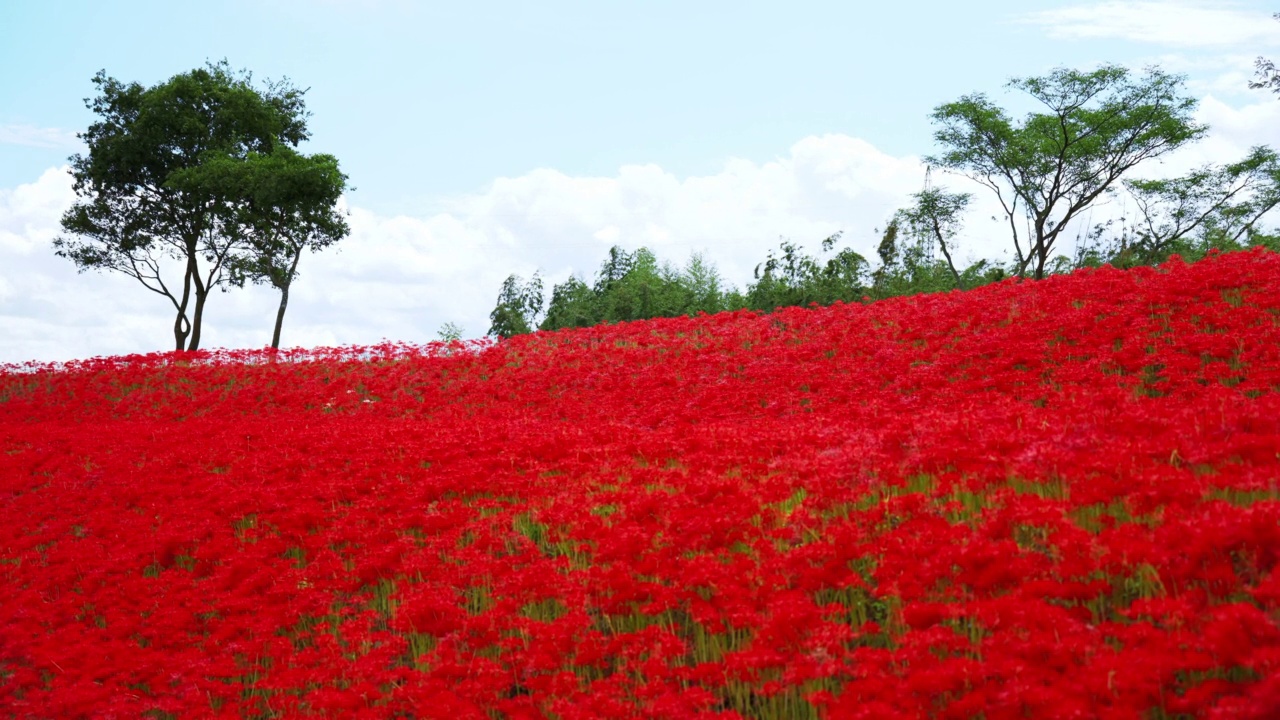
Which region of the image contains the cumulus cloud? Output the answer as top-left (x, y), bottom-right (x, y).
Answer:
top-left (3, 107), bottom-right (1279, 364)
top-left (1171, 93), bottom-right (1280, 168)
top-left (0, 124), bottom-right (81, 149)
top-left (1016, 2), bottom-right (1280, 123)
top-left (446, 136), bottom-right (931, 283)
top-left (1018, 1), bottom-right (1280, 48)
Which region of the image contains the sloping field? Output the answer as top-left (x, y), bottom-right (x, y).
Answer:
top-left (2, 251), bottom-right (1279, 719)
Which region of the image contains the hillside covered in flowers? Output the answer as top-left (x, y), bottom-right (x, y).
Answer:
top-left (2, 250), bottom-right (1279, 719)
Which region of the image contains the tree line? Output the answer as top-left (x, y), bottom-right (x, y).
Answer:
top-left (53, 53), bottom-right (1280, 350)
top-left (488, 63), bottom-right (1280, 338)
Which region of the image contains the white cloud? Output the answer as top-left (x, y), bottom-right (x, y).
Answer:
top-left (0, 166), bottom-right (76, 257)
top-left (1019, 1), bottom-right (1280, 48)
top-left (0, 124), bottom-right (81, 149)
top-left (439, 135), bottom-right (936, 294)
top-left (1129, 52), bottom-right (1263, 99)
top-left (1117, 93), bottom-right (1280, 179)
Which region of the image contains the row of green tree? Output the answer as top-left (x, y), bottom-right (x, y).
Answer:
top-left (489, 63), bottom-right (1280, 338)
top-left (51, 57), bottom-right (1280, 351)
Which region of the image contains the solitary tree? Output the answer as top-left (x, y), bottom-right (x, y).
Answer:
top-left (437, 322), bottom-right (464, 343)
top-left (185, 147), bottom-right (350, 349)
top-left (55, 61), bottom-right (314, 351)
top-left (929, 65), bottom-right (1206, 279)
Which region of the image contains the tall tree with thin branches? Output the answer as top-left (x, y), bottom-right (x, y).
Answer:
top-left (929, 65), bottom-right (1206, 279)
top-left (55, 61), bottom-right (314, 351)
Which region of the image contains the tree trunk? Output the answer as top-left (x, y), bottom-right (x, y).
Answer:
top-left (1032, 218), bottom-right (1049, 280)
top-left (271, 284), bottom-right (289, 350)
top-left (931, 217), bottom-right (964, 290)
top-left (187, 290), bottom-right (208, 351)
top-left (186, 248), bottom-right (213, 351)
top-left (173, 312), bottom-right (190, 351)
top-left (173, 251), bottom-right (197, 350)
top-left (270, 250), bottom-right (303, 350)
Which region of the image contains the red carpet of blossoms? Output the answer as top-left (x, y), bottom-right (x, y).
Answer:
top-left (3, 251), bottom-right (1280, 719)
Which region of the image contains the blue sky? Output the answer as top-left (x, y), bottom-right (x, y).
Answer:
top-left (4, 0), bottom-right (1280, 362)
top-left (5, 0), bottom-right (1264, 213)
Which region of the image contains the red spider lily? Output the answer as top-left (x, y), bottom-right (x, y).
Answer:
top-left (2, 250), bottom-right (1279, 717)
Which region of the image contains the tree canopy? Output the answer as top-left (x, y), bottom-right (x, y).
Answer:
top-left (55, 61), bottom-right (346, 351)
top-left (190, 147), bottom-right (350, 349)
top-left (929, 65), bottom-right (1206, 279)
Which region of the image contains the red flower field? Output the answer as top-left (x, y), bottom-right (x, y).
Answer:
top-left (2, 250), bottom-right (1279, 719)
